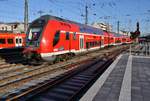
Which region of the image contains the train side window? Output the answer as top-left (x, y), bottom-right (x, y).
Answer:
top-left (53, 31), bottom-right (60, 46)
top-left (95, 41), bottom-right (97, 46)
top-left (7, 39), bottom-right (13, 44)
top-left (0, 39), bottom-right (5, 44)
top-left (90, 42), bottom-right (92, 47)
top-left (19, 39), bottom-right (22, 43)
top-left (86, 42), bottom-right (89, 49)
top-left (101, 39), bottom-right (104, 45)
top-left (73, 32), bottom-right (76, 40)
top-left (99, 41), bottom-right (101, 46)
top-left (16, 39), bottom-right (19, 44)
top-left (66, 32), bottom-right (69, 40)
top-left (94, 41), bottom-right (97, 46)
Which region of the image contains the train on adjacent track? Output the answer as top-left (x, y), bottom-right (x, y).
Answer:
top-left (23, 15), bottom-right (131, 61)
top-left (0, 33), bottom-right (26, 49)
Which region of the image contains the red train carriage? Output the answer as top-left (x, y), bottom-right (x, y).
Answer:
top-left (102, 31), bottom-right (115, 46)
top-left (112, 33), bottom-right (123, 45)
top-left (108, 32), bottom-right (115, 45)
top-left (0, 33), bottom-right (26, 49)
top-left (84, 33), bottom-right (102, 50)
top-left (127, 37), bottom-right (132, 43)
top-left (103, 31), bottom-right (109, 47)
top-left (23, 15), bottom-right (131, 61)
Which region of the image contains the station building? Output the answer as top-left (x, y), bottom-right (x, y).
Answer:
top-left (0, 22), bottom-right (25, 33)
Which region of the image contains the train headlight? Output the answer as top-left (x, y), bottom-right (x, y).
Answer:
top-left (42, 38), bottom-right (46, 44)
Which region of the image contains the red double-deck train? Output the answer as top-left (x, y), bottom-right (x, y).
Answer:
top-left (0, 33), bottom-right (26, 49)
top-left (23, 15), bottom-right (131, 61)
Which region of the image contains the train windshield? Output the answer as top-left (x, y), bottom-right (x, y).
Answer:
top-left (28, 27), bottom-right (41, 41)
top-left (27, 19), bottom-right (46, 47)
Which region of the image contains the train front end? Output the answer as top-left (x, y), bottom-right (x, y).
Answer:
top-left (23, 17), bottom-right (47, 60)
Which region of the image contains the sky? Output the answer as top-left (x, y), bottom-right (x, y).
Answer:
top-left (0, 0), bottom-right (150, 36)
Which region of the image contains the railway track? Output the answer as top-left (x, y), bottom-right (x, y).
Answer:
top-left (7, 50), bottom-right (119, 101)
top-left (0, 45), bottom-right (128, 76)
top-left (0, 45), bottom-right (128, 75)
top-left (127, 43), bottom-right (149, 55)
top-left (0, 45), bottom-right (129, 101)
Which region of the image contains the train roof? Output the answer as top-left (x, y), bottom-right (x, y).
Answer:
top-left (111, 32), bottom-right (124, 37)
top-left (35, 15), bottom-right (104, 35)
top-left (33, 15), bottom-right (130, 37)
top-left (78, 24), bottom-right (103, 35)
top-left (113, 33), bottom-right (121, 37)
top-left (0, 33), bottom-right (26, 37)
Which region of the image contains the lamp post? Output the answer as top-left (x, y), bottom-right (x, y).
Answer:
top-left (24, 0), bottom-right (28, 33)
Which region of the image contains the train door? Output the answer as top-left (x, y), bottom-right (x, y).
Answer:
top-left (15, 37), bottom-right (19, 47)
top-left (101, 36), bottom-right (104, 47)
top-left (79, 35), bottom-right (84, 51)
top-left (113, 37), bottom-right (115, 45)
top-left (15, 36), bottom-right (23, 47)
top-left (18, 37), bottom-right (23, 46)
top-left (71, 32), bottom-right (77, 50)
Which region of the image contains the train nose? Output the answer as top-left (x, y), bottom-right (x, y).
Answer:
top-left (23, 47), bottom-right (34, 54)
top-left (23, 48), bottom-right (41, 60)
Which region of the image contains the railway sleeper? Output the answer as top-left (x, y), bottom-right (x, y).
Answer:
top-left (40, 92), bottom-right (70, 101)
top-left (58, 85), bottom-right (81, 91)
top-left (50, 88), bottom-right (76, 96)
top-left (2, 46), bottom-right (126, 101)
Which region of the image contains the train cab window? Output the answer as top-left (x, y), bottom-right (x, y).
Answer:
top-left (53, 31), bottom-right (60, 46)
top-left (0, 39), bottom-right (5, 44)
top-left (7, 39), bottom-right (13, 44)
top-left (27, 19), bottom-right (45, 42)
top-left (28, 28), bottom-right (41, 41)
top-left (66, 32), bottom-right (69, 40)
top-left (73, 32), bottom-right (76, 40)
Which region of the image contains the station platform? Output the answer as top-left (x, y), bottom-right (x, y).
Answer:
top-left (80, 54), bottom-right (150, 101)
